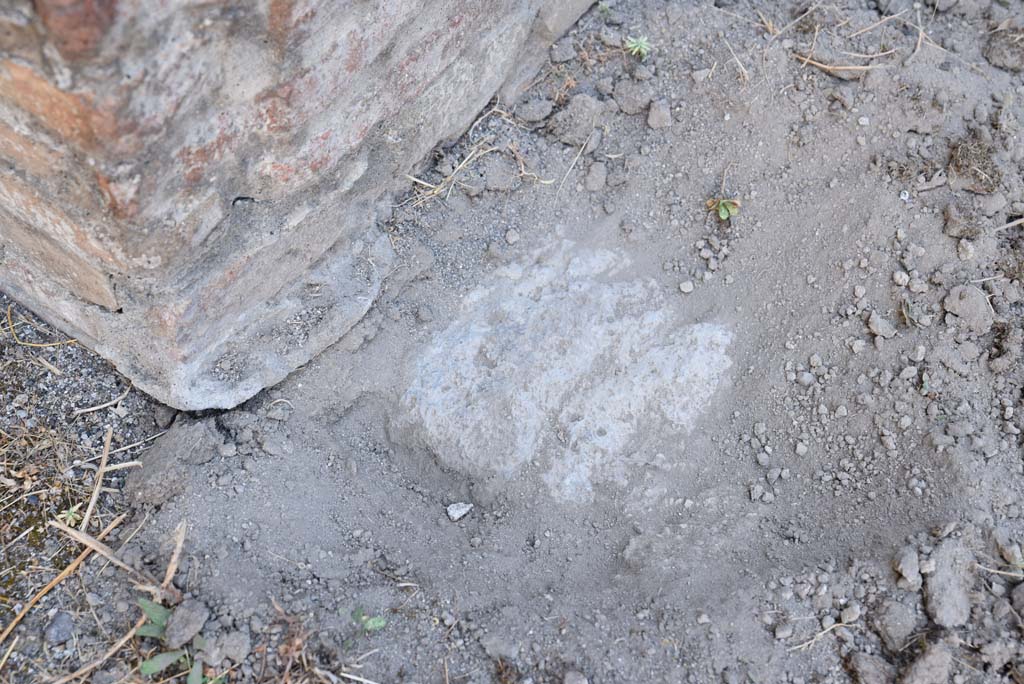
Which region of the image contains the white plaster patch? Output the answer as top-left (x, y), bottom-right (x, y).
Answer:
top-left (400, 240), bottom-right (732, 500)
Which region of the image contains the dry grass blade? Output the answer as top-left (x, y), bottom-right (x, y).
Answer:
top-left (724, 38), bottom-right (750, 82)
top-left (1, 528), bottom-right (33, 555)
top-left (98, 461), bottom-right (141, 473)
top-left (47, 519), bottom-right (174, 602)
top-left (33, 354), bottom-right (63, 376)
top-left (800, 24), bottom-right (820, 67)
top-left (72, 387), bottom-right (131, 417)
top-left (556, 130), bottom-right (593, 197)
top-left (83, 431), bottom-right (166, 463)
top-left (994, 217), bottom-right (1024, 232)
top-left (402, 141), bottom-right (498, 208)
top-left (0, 636), bottom-right (18, 675)
top-left (894, 16), bottom-right (984, 74)
top-left (467, 103), bottom-right (516, 140)
top-left (767, 2), bottom-right (821, 45)
top-left (976, 563), bottom-right (1024, 580)
top-left (79, 426), bottom-right (112, 531)
top-left (507, 142), bottom-right (554, 185)
top-left (847, 9), bottom-right (907, 38)
top-left (839, 48), bottom-right (899, 59)
top-left (755, 9), bottom-right (778, 36)
top-left (791, 52), bottom-right (883, 75)
top-left (787, 621), bottom-right (856, 651)
top-left (5, 304), bottom-right (77, 348)
top-left (162, 520), bottom-right (187, 588)
top-left (0, 514), bottom-right (125, 647)
top-left (314, 667), bottom-right (384, 684)
top-left (710, 6), bottom-right (761, 29)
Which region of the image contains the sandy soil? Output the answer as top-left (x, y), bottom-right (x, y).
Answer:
top-left (3, 1), bottom-right (1024, 682)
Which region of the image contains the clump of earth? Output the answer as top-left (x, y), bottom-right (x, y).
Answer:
top-left (4, 1), bottom-right (1024, 682)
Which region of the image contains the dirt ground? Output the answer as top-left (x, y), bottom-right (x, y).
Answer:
top-left (4, 0), bottom-right (1024, 682)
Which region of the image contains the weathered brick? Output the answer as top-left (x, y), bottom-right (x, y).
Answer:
top-left (34, 0), bottom-right (116, 61)
top-left (0, 60), bottom-right (115, 153)
top-left (0, 121), bottom-right (60, 178)
top-left (0, 1), bottom-right (592, 409)
top-left (0, 202), bottom-right (117, 310)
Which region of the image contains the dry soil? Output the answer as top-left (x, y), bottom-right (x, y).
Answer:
top-left (4, 1), bottom-right (1024, 683)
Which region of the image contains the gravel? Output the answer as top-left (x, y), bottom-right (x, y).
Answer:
top-left (924, 540), bottom-right (972, 628)
top-left (867, 311), bottom-right (897, 339)
top-left (44, 612), bottom-right (74, 645)
top-left (943, 285), bottom-right (994, 334)
top-left (900, 643), bottom-right (952, 684)
top-left (164, 599), bottom-right (210, 649)
top-left (647, 99), bottom-right (672, 129)
top-left (446, 502), bottom-right (473, 521)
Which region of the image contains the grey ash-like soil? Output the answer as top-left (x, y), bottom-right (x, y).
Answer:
top-left (4, 1), bottom-right (1024, 682)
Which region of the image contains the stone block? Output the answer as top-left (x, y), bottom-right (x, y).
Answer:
top-left (0, 0), bottom-right (591, 408)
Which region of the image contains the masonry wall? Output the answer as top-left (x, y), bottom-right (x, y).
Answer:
top-left (0, 0), bottom-right (591, 409)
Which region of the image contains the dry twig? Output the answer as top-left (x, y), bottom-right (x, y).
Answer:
top-left (79, 426), bottom-right (112, 531)
top-left (767, 2), bottom-right (821, 46)
top-left (977, 563), bottom-right (1024, 580)
top-left (32, 355), bottom-right (63, 376)
top-left (48, 520), bottom-right (174, 602)
top-left (314, 667), bottom-right (383, 684)
top-left (72, 387), bottom-right (131, 417)
top-left (787, 621), bottom-right (857, 652)
top-left (162, 521), bottom-right (188, 588)
top-left (506, 142), bottom-right (554, 185)
top-left (0, 636), bottom-right (18, 676)
top-left (83, 431), bottom-right (166, 463)
top-left (556, 130), bottom-right (593, 197)
top-left (847, 9), bottom-right (907, 38)
top-left (724, 38), bottom-right (750, 81)
top-left (791, 52), bottom-right (884, 76)
top-left (993, 217), bottom-right (1024, 233)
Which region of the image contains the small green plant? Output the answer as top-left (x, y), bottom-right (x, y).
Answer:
top-left (624, 36), bottom-right (651, 60)
top-left (136, 597), bottom-right (172, 639)
top-left (706, 197), bottom-right (741, 221)
top-left (597, 2), bottom-right (612, 19)
top-left (708, 164), bottom-right (741, 221)
top-left (136, 599), bottom-right (221, 683)
top-left (351, 607), bottom-right (387, 634)
top-left (56, 503), bottom-right (82, 527)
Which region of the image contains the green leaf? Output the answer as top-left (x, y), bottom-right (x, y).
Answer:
top-left (363, 616), bottom-right (387, 632)
top-left (351, 607), bottom-right (366, 624)
top-left (726, 201), bottom-right (739, 217)
top-left (139, 649), bottom-right (186, 676)
top-left (191, 634), bottom-right (208, 651)
top-left (138, 598), bottom-right (171, 628)
top-left (186, 660), bottom-right (204, 684)
top-left (718, 203), bottom-right (730, 220)
top-left (136, 623), bottom-right (166, 639)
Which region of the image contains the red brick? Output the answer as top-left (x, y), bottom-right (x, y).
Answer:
top-left (0, 60), bottom-right (116, 153)
top-left (34, 0), bottom-right (117, 61)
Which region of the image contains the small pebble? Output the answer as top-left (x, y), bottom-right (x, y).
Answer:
top-left (446, 502), bottom-right (473, 521)
top-left (841, 604), bottom-right (862, 623)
